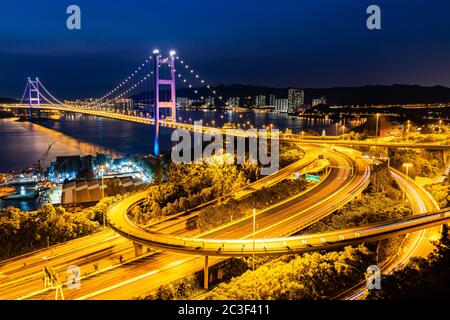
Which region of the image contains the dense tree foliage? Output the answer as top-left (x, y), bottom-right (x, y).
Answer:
top-left (390, 149), bottom-right (444, 178)
top-left (426, 178), bottom-right (450, 208)
top-left (205, 245), bottom-right (375, 300)
top-left (0, 202), bottom-right (107, 260)
top-left (129, 161), bottom-right (253, 225)
top-left (341, 132), bottom-right (368, 141)
top-left (368, 228), bottom-right (450, 300)
top-left (279, 143), bottom-right (305, 168)
top-left (302, 164), bottom-right (411, 234)
top-left (129, 146), bottom-right (304, 226)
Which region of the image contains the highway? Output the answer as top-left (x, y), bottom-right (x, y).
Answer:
top-left (0, 145), bottom-right (332, 299)
top-left (107, 170), bottom-right (448, 257)
top-left (0, 146), bottom-right (368, 299)
top-left (336, 167), bottom-right (442, 300)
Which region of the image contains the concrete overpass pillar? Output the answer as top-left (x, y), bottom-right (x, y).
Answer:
top-left (133, 242), bottom-right (144, 257)
top-left (204, 256), bottom-right (209, 290)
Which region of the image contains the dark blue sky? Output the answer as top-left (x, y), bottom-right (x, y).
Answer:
top-left (1, 0), bottom-right (450, 99)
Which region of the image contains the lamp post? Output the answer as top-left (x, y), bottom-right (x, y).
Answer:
top-left (252, 208), bottom-right (256, 271)
top-left (335, 123), bottom-right (339, 136)
top-left (375, 113), bottom-right (380, 140)
top-left (100, 164), bottom-right (109, 228)
top-left (402, 163), bottom-right (413, 202)
top-left (301, 131), bottom-right (305, 144)
top-left (406, 120), bottom-right (411, 141)
top-left (342, 125), bottom-right (346, 135)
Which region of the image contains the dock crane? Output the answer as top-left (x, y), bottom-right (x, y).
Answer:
top-left (33, 141), bottom-right (56, 172)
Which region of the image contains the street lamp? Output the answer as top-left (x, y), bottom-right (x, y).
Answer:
top-left (335, 123), bottom-right (339, 136)
top-left (342, 125), bottom-right (346, 135)
top-left (252, 207), bottom-right (256, 271)
top-left (375, 113), bottom-right (380, 140)
top-left (100, 164), bottom-right (109, 228)
top-left (301, 131), bottom-right (305, 144)
top-left (406, 120), bottom-right (411, 141)
top-left (402, 163), bottom-right (413, 202)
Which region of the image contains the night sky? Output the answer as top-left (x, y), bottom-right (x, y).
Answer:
top-left (1, 0), bottom-right (450, 99)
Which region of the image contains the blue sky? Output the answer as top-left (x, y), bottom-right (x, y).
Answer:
top-left (1, 0), bottom-right (450, 99)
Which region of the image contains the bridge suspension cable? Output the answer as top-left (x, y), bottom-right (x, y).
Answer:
top-left (175, 56), bottom-right (226, 105)
top-left (88, 55), bottom-right (154, 106)
top-left (21, 78), bottom-right (63, 106)
top-left (36, 79), bottom-right (64, 105)
top-left (19, 81), bottom-right (29, 105)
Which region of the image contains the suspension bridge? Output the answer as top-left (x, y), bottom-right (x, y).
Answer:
top-left (1, 49), bottom-right (450, 155)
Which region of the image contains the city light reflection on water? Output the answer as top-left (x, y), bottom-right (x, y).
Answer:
top-left (1, 112), bottom-right (363, 173)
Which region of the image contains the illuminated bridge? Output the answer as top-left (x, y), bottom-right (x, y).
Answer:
top-left (107, 190), bottom-right (449, 257)
top-left (2, 49), bottom-right (450, 151)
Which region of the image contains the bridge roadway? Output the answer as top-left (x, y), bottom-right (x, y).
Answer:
top-left (0, 147), bottom-right (365, 299)
top-left (2, 104), bottom-right (449, 149)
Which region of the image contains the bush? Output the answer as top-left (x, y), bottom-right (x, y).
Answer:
top-left (0, 204), bottom-right (102, 260)
top-left (205, 245), bottom-right (375, 300)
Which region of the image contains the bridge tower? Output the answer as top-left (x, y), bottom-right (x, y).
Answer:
top-left (152, 49), bottom-right (177, 156)
top-left (27, 77), bottom-right (41, 119)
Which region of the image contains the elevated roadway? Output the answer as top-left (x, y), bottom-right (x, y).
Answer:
top-left (2, 104), bottom-right (449, 149)
top-left (1, 146), bottom-right (367, 299)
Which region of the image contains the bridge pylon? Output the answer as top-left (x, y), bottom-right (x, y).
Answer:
top-left (26, 77), bottom-right (41, 119)
top-left (152, 49), bottom-right (177, 156)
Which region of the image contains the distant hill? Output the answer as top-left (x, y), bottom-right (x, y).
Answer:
top-left (0, 97), bottom-right (18, 104)
top-left (132, 84), bottom-right (450, 106)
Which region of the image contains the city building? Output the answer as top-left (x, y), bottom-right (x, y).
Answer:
top-left (312, 96), bottom-right (328, 107)
top-left (268, 94), bottom-right (276, 107)
top-left (176, 97), bottom-right (191, 107)
top-left (255, 95), bottom-right (267, 108)
top-left (379, 118), bottom-right (405, 137)
top-left (61, 176), bottom-right (144, 205)
top-left (275, 99), bottom-right (289, 113)
top-left (205, 96), bottom-right (215, 107)
top-left (288, 89), bottom-right (305, 112)
top-left (48, 154), bottom-right (113, 183)
top-left (227, 97), bottom-right (240, 108)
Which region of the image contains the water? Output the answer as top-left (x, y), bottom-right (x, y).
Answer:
top-left (0, 111), bottom-right (360, 173)
top-left (0, 184), bottom-right (39, 212)
top-left (0, 111), bottom-right (360, 211)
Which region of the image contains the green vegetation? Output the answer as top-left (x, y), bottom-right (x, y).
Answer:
top-left (426, 178), bottom-right (450, 208)
top-left (279, 143), bottom-right (305, 168)
top-left (393, 132), bottom-right (450, 144)
top-left (368, 228), bottom-right (450, 300)
top-left (128, 161), bottom-right (253, 225)
top-left (0, 197), bottom-right (120, 260)
top-left (144, 164), bottom-right (412, 300)
top-left (206, 245), bottom-right (375, 300)
top-left (201, 165), bottom-right (411, 300)
top-left (302, 163), bottom-right (411, 234)
top-left (390, 149), bottom-right (445, 178)
top-left (129, 146), bottom-right (304, 226)
top-left (341, 131), bottom-right (367, 141)
top-left (197, 179), bottom-right (308, 232)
